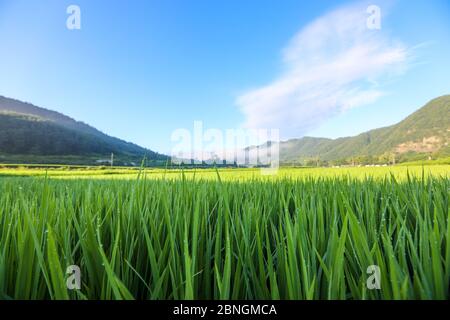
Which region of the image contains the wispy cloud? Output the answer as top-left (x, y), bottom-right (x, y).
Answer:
top-left (237, 3), bottom-right (410, 138)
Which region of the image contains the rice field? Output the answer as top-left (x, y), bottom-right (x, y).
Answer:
top-left (0, 166), bottom-right (449, 300)
top-left (0, 164), bottom-right (448, 180)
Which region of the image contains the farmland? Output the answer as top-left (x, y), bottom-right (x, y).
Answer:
top-left (0, 165), bottom-right (449, 299)
top-left (0, 164), bottom-right (449, 180)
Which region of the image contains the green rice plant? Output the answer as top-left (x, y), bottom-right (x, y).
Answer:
top-left (0, 169), bottom-right (448, 300)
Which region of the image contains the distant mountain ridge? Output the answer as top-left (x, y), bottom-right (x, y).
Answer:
top-left (0, 96), bottom-right (167, 165)
top-left (1, 94), bottom-right (448, 166)
top-left (254, 95), bottom-right (450, 165)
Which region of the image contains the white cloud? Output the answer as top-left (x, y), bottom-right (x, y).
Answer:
top-left (237, 3), bottom-right (409, 138)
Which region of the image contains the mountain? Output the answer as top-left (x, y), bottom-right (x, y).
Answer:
top-left (0, 96), bottom-right (167, 165)
top-left (1, 94), bottom-right (448, 167)
top-left (258, 95), bottom-right (450, 165)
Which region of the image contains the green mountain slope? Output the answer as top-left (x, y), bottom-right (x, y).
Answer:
top-left (279, 95), bottom-right (450, 164)
top-left (0, 96), bottom-right (167, 165)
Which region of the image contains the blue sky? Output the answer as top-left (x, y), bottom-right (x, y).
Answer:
top-left (0, 0), bottom-right (449, 153)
